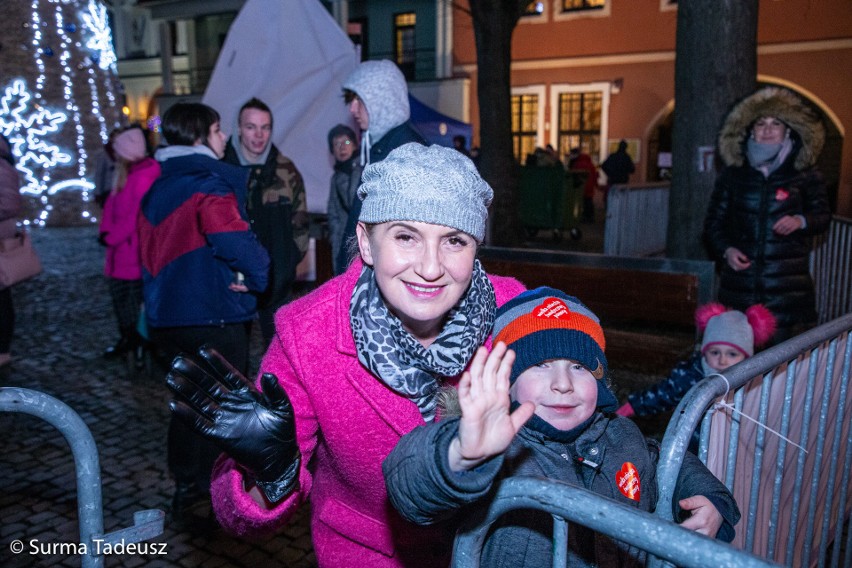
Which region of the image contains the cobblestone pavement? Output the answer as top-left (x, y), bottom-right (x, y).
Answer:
top-left (0, 226), bottom-right (316, 568)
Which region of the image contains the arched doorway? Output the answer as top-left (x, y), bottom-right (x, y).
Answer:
top-left (646, 106), bottom-right (673, 182)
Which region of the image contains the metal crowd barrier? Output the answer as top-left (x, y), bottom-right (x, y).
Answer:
top-left (451, 314), bottom-right (852, 567)
top-left (654, 313), bottom-right (852, 568)
top-left (0, 387), bottom-right (165, 568)
top-left (811, 215), bottom-right (852, 324)
top-left (451, 476), bottom-right (777, 568)
top-left (603, 182), bottom-right (670, 256)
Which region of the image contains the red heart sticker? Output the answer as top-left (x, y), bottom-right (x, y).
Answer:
top-left (533, 298), bottom-right (570, 319)
top-left (616, 462), bottom-right (641, 501)
top-left (775, 188), bottom-right (789, 201)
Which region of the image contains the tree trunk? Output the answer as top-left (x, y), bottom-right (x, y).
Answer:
top-left (469, 0), bottom-right (528, 246)
top-left (667, 0), bottom-right (759, 259)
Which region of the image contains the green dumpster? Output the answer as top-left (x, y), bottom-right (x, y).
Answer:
top-left (519, 166), bottom-right (584, 240)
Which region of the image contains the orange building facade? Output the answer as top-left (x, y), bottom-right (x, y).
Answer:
top-left (452, 0), bottom-right (852, 215)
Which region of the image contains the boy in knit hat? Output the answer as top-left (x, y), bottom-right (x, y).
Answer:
top-left (618, 303), bottom-right (776, 419)
top-left (384, 287), bottom-right (740, 567)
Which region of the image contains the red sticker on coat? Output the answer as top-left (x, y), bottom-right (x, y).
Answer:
top-left (533, 298), bottom-right (570, 319)
top-left (775, 188), bottom-right (789, 201)
top-left (616, 462), bottom-right (641, 501)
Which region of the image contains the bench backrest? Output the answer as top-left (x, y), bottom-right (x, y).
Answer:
top-left (479, 247), bottom-right (715, 328)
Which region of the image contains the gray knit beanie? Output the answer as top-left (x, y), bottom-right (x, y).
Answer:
top-left (701, 311), bottom-right (754, 357)
top-left (357, 143), bottom-right (493, 242)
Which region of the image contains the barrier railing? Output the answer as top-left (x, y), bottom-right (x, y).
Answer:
top-left (450, 314), bottom-right (852, 567)
top-left (451, 476), bottom-right (778, 568)
top-left (0, 387), bottom-right (165, 568)
top-left (603, 182), bottom-right (670, 256)
top-left (654, 313), bottom-right (852, 567)
top-left (811, 215), bottom-right (852, 324)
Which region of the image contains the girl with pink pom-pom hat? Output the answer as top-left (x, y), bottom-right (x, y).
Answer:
top-left (617, 302), bottom-right (776, 420)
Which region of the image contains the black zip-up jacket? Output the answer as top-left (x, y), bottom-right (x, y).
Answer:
top-left (704, 87), bottom-right (831, 334)
top-left (703, 158), bottom-right (830, 330)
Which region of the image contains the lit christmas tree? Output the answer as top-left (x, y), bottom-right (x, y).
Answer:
top-left (0, 0), bottom-right (124, 226)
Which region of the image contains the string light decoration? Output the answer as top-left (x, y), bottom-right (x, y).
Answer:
top-left (82, 0), bottom-right (116, 70)
top-left (0, 79), bottom-right (72, 195)
top-left (0, 0), bottom-right (124, 226)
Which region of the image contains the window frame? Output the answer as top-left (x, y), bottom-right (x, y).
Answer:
top-left (520, 1), bottom-right (550, 24)
top-left (393, 11), bottom-right (417, 80)
top-left (549, 82), bottom-right (611, 165)
top-left (553, 0), bottom-right (610, 22)
top-left (510, 85), bottom-right (547, 164)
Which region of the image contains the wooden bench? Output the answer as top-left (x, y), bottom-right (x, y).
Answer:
top-left (478, 247), bottom-right (717, 373)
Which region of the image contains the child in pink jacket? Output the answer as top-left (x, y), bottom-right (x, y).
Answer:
top-left (99, 126), bottom-right (159, 363)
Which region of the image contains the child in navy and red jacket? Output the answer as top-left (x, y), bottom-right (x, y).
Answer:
top-left (383, 287), bottom-right (740, 567)
top-left (138, 102), bottom-right (269, 525)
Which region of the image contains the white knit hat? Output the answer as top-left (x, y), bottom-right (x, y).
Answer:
top-left (701, 311), bottom-right (754, 357)
top-left (697, 303), bottom-right (777, 358)
top-left (357, 143), bottom-right (493, 242)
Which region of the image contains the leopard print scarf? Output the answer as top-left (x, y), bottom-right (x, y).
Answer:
top-left (350, 260), bottom-right (496, 422)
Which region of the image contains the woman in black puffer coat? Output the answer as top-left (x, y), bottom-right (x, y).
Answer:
top-left (704, 87), bottom-right (830, 343)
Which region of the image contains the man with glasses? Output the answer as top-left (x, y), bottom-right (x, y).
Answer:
top-left (326, 124), bottom-right (361, 275)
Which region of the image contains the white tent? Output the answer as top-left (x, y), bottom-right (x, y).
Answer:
top-left (202, 0), bottom-right (359, 213)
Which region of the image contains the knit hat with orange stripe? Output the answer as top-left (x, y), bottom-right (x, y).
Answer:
top-left (494, 287), bottom-right (618, 411)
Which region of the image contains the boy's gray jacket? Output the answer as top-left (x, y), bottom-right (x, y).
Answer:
top-left (383, 413), bottom-right (740, 568)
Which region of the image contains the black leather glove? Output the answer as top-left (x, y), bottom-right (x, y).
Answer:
top-left (166, 346), bottom-right (300, 503)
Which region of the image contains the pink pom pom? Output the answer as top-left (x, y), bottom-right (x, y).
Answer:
top-left (695, 303), bottom-right (728, 332)
top-left (746, 304), bottom-right (777, 346)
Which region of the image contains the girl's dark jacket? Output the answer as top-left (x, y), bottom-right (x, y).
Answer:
top-left (703, 87), bottom-right (831, 330)
top-left (628, 351), bottom-right (704, 417)
top-left (384, 413), bottom-right (739, 568)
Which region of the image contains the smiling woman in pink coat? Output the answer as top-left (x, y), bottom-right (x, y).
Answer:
top-left (167, 142), bottom-right (526, 567)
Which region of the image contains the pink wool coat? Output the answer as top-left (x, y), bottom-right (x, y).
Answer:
top-left (211, 260), bottom-right (526, 567)
top-left (99, 157), bottom-right (160, 280)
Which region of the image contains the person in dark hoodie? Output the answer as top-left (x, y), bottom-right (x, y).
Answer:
top-left (704, 87), bottom-right (830, 343)
top-left (222, 97), bottom-right (309, 346)
top-left (326, 124), bottom-right (361, 275)
top-left (335, 60), bottom-right (425, 274)
top-left (384, 287), bottom-right (740, 567)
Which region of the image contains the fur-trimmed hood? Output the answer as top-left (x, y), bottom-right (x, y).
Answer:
top-left (718, 87), bottom-right (825, 171)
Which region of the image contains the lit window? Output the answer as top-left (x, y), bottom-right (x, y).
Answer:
top-left (562, 0), bottom-right (606, 12)
top-left (394, 12), bottom-right (416, 80)
top-left (557, 92), bottom-right (602, 161)
top-left (512, 94), bottom-right (539, 163)
top-left (524, 2), bottom-right (545, 16)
